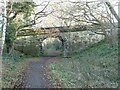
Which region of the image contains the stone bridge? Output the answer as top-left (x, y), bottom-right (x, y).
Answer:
top-left (15, 26), bottom-right (104, 57)
top-left (16, 26), bottom-right (85, 57)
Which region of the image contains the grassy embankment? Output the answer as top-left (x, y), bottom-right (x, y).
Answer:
top-left (48, 40), bottom-right (118, 88)
top-left (2, 51), bottom-right (31, 88)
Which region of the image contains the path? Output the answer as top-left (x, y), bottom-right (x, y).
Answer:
top-left (23, 51), bottom-right (61, 88)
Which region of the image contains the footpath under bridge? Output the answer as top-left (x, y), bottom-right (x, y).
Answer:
top-left (16, 26), bottom-right (87, 57)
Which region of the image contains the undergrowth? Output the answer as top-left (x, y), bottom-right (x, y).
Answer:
top-left (48, 41), bottom-right (118, 88)
top-left (2, 51), bottom-right (29, 88)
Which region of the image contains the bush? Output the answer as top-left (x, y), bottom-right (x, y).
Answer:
top-left (15, 43), bottom-right (41, 57)
top-left (2, 51), bottom-right (27, 88)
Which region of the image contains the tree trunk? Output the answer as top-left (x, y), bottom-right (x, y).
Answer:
top-left (0, 0), bottom-right (7, 56)
top-left (105, 1), bottom-right (120, 22)
top-left (104, 1), bottom-right (119, 46)
top-left (9, 41), bottom-right (15, 55)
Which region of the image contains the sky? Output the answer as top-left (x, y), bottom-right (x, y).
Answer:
top-left (0, 0), bottom-right (119, 28)
top-left (32, 0), bottom-right (119, 28)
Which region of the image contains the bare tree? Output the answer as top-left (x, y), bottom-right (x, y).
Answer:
top-left (53, 0), bottom-right (118, 44)
top-left (5, 1), bottom-right (53, 54)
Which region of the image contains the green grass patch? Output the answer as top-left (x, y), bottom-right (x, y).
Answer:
top-left (2, 51), bottom-right (30, 88)
top-left (48, 41), bottom-right (118, 88)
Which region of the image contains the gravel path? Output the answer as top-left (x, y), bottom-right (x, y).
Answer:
top-left (23, 51), bottom-right (61, 88)
top-left (23, 57), bottom-right (52, 88)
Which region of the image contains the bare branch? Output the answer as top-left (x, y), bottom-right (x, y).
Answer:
top-left (15, 1), bottom-right (51, 36)
top-left (35, 1), bottom-right (50, 16)
top-left (105, 1), bottom-right (120, 22)
top-left (93, 31), bottom-right (105, 35)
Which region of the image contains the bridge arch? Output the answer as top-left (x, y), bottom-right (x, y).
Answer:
top-left (38, 35), bottom-right (67, 57)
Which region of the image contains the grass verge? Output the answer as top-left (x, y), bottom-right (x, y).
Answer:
top-left (2, 51), bottom-right (30, 88)
top-left (48, 41), bottom-right (118, 88)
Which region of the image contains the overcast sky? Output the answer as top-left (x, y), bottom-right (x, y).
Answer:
top-left (0, 0), bottom-right (119, 28)
top-left (32, 0), bottom-right (118, 27)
